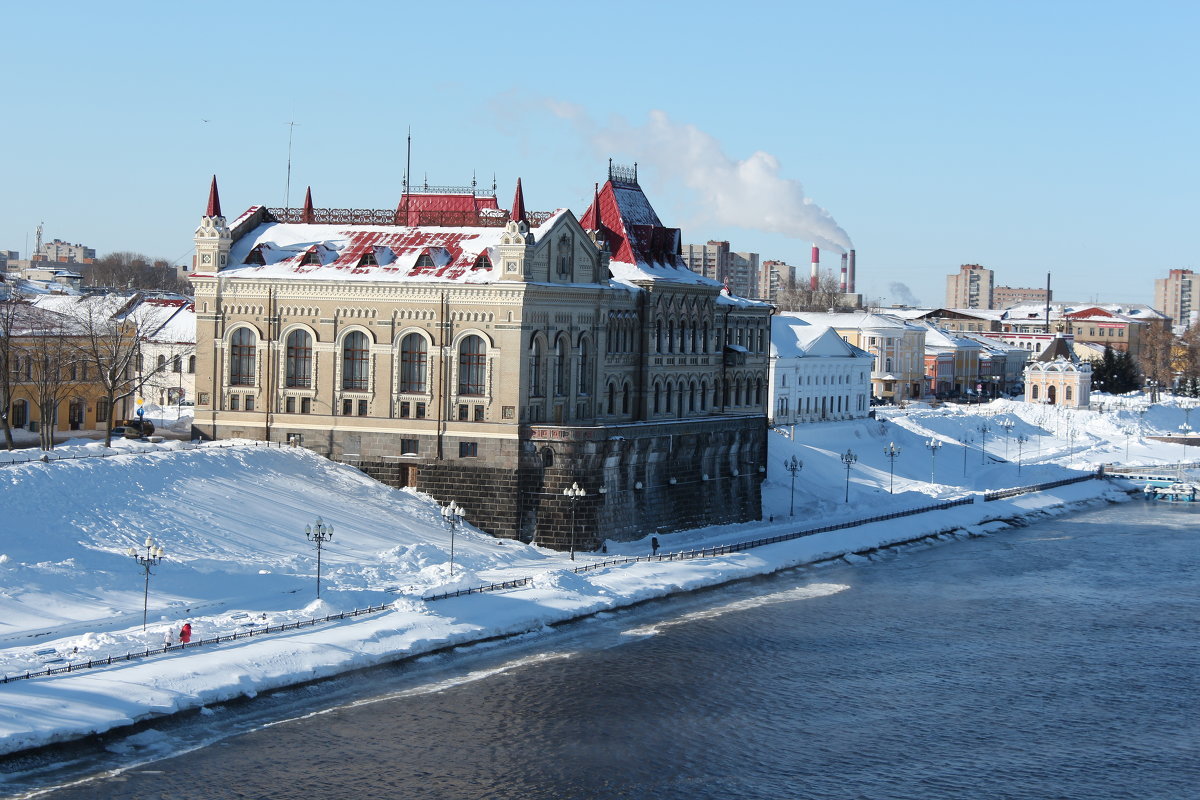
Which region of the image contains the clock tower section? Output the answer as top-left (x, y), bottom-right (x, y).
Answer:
top-left (193, 175), bottom-right (231, 276)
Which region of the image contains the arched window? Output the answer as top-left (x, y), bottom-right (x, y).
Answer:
top-left (1065, 385), bottom-right (1073, 401)
top-left (622, 382), bottom-right (631, 414)
top-left (655, 320), bottom-right (663, 353)
top-left (285, 330), bottom-right (312, 388)
top-left (689, 381), bottom-right (697, 412)
top-left (529, 337), bottom-right (543, 397)
top-left (400, 333), bottom-right (427, 393)
top-left (188, 355), bottom-right (196, 374)
top-left (578, 338), bottom-right (591, 395)
top-left (700, 380), bottom-right (708, 410)
top-left (702, 323), bottom-right (709, 353)
top-left (341, 331), bottom-right (370, 390)
top-left (1032, 384), bottom-right (1040, 400)
top-left (229, 328), bottom-right (256, 386)
top-left (667, 320), bottom-right (675, 353)
top-left (157, 355), bottom-right (166, 370)
top-left (554, 337), bottom-right (568, 396)
top-left (459, 335), bottom-right (486, 396)
top-left (607, 383), bottom-right (615, 414)
top-left (755, 378), bottom-right (763, 406)
top-left (665, 383), bottom-right (673, 413)
top-left (654, 383), bottom-right (662, 414)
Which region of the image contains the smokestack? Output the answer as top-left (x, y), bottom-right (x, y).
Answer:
top-left (839, 253), bottom-right (848, 293)
top-left (848, 249), bottom-right (856, 293)
top-left (810, 245), bottom-right (819, 291)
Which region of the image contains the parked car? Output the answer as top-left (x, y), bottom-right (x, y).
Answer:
top-left (119, 419), bottom-right (155, 438)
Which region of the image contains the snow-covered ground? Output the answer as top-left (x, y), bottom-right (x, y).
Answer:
top-left (0, 393), bottom-right (1196, 756)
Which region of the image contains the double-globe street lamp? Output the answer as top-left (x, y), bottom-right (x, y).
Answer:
top-left (925, 438), bottom-right (942, 483)
top-left (441, 501), bottom-right (465, 576)
top-left (978, 422), bottom-right (991, 465)
top-left (1016, 434), bottom-right (1030, 474)
top-left (841, 449), bottom-right (857, 503)
top-left (784, 455), bottom-right (804, 515)
top-left (998, 419), bottom-right (1015, 459)
top-left (127, 537), bottom-right (166, 631)
top-left (304, 516), bottom-right (334, 599)
top-left (563, 482), bottom-right (588, 561)
top-left (883, 441), bottom-right (901, 494)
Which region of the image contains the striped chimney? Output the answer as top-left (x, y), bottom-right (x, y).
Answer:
top-left (840, 253), bottom-right (848, 292)
top-left (848, 249), bottom-right (857, 293)
top-left (810, 245), bottom-right (819, 291)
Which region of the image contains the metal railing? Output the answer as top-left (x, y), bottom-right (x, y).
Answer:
top-left (1, 602), bottom-right (393, 684)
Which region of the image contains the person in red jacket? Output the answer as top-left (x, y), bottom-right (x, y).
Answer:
top-left (179, 622), bottom-right (192, 644)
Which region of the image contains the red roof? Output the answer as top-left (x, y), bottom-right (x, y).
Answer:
top-left (394, 192), bottom-right (500, 226)
top-left (206, 175), bottom-right (222, 218)
top-left (580, 178), bottom-right (682, 267)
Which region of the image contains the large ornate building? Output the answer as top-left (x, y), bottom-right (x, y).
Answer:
top-left (190, 165), bottom-right (771, 548)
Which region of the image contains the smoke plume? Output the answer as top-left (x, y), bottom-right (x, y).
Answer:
top-left (888, 282), bottom-right (921, 307)
top-left (549, 105), bottom-right (853, 253)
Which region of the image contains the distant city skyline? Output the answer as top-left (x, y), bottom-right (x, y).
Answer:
top-left (2, 1), bottom-right (1195, 308)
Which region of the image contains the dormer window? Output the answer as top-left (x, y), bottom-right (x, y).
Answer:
top-left (300, 250), bottom-right (322, 266)
top-left (358, 251), bottom-right (379, 268)
top-left (473, 253), bottom-right (491, 270)
top-left (414, 253), bottom-right (435, 268)
top-left (245, 245), bottom-right (267, 266)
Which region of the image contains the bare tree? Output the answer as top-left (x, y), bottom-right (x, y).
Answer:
top-left (83, 252), bottom-right (187, 293)
top-left (0, 292), bottom-right (31, 449)
top-left (773, 271), bottom-right (849, 312)
top-left (15, 307), bottom-right (84, 450)
top-left (1137, 321), bottom-right (1176, 391)
top-left (62, 295), bottom-right (169, 447)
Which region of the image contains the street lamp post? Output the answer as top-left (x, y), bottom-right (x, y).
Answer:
top-left (1016, 434), bottom-right (1029, 474)
top-left (978, 422), bottom-right (991, 465)
top-left (1179, 424), bottom-right (1192, 462)
top-left (440, 501), bottom-right (464, 576)
top-left (841, 449), bottom-right (857, 503)
top-left (998, 419), bottom-right (1014, 459)
top-left (925, 437), bottom-right (941, 483)
top-left (784, 455), bottom-right (804, 515)
top-left (304, 516), bottom-right (334, 599)
top-left (961, 434), bottom-right (973, 475)
top-left (883, 441), bottom-right (901, 494)
top-left (127, 536), bottom-right (165, 631)
top-left (563, 482), bottom-right (587, 561)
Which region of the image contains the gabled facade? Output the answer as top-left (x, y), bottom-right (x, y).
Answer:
top-left (768, 315), bottom-right (873, 425)
top-left (785, 311), bottom-right (927, 401)
top-left (1024, 334), bottom-right (1091, 408)
top-left (190, 166), bottom-right (771, 548)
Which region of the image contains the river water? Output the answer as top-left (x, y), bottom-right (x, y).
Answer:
top-left (3, 500), bottom-right (1197, 800)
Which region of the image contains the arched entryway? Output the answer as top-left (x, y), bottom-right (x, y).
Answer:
top-left (1047, 385), bottom-right (1057, 404)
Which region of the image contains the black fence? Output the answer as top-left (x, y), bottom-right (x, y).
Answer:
top-left (1, 602), bottom-right (391, 684)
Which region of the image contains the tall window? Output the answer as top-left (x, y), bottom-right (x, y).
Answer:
top-left (188, 355), bottom-right (196, 374)
top-left (400, 333), bottom-right (427, 392)
top-left (554, 337), bottom-right (568, 396)
top-left (529, 337), bottom-right (543, 397)
top-left (341, 331), bottom-right (369, 390)
top-left (578, 338), bottom-right (591, 395)
top-left (285, 330), bottom-right (312, 388)
top-left (230, 328), bottom-right (256, 386)
top-left (459, 335), bottom-right (486, 396)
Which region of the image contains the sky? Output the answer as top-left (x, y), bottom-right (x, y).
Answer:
top-left (1, 1), bottom-right (1196, 308)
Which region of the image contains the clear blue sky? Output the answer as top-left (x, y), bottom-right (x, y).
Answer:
top-left (2, 1), bottom-right (1195, 307)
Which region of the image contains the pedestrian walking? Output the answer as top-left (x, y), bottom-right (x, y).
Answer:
top-left (179, 622), bottom-right (192, 644)
top-left (651, 536), bottom-right (660, 556)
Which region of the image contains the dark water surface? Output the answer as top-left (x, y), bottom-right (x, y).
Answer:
top-left (5, 501), bottom-right (1198, 800)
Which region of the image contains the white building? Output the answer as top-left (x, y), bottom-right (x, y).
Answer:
top-left (132, 299), bottom-right (196, 406)
top-left (769, 314), bottom-right (874, 425)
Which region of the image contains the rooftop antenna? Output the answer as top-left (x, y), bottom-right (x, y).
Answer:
top-left (1044, 272), bottom-right (1051, 334)
top-left (404, 126), bottom-right (411, 194)
top-left (284, 120), bottom-right (300, 212)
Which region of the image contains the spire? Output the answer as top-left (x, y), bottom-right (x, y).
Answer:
top-left (206, 175), bottom-right (222, 218)
top-left (583, 182), bottom-right (602, 231)
top-left (510, 178), bottom-right (527, 224)
top-left (301, 186), bottom-right (314, 223)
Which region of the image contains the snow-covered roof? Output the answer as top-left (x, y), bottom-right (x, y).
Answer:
top-left (781, 310), bottom-right (921, 332)
top-left (1002, 302), bottom-right (1167, 324)
top-left (770, 317), bottom-right (872, 360)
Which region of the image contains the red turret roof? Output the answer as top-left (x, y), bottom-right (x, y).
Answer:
top-left (206, 175), bottom-right (222, 218)
top-left (579, 178), bottom-right (682, 268)
top-left (510, 178), bottom-right (527, 224)
top-left (302, 187), bottom-right (314, 223)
